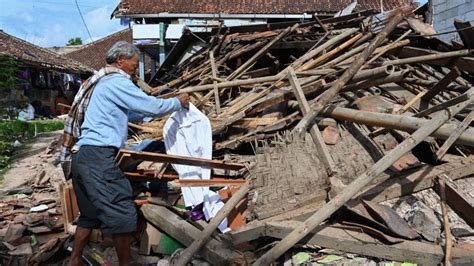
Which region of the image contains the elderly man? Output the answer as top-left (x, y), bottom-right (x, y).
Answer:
top-left (67, 41), bottom-right (189, 265)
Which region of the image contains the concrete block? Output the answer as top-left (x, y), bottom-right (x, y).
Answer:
top-left (465, 10), bottom-right (474, 22)
top-left (447, 0), bottom-right (466, 9)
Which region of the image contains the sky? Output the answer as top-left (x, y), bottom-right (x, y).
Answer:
top-left (0, 0), bottom-right (126, 47)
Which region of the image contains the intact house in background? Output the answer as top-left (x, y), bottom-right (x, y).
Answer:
top-left (0, 30), bottom-right (92, 119)
top-left (428, 0), bottom-right (474, 42)
top-left (60, 28), bottom-right (155, 81)
top-left (111, 0), bottom-right (411, 83)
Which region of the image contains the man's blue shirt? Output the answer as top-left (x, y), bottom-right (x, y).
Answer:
top-left (76, 73), bottom-right (181, 148)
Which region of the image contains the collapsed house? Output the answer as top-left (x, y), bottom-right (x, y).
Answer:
top-left (1, 3), bottom-right (474, 265)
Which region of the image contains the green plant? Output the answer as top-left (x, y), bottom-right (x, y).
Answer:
top-left (0, 55), bottom-right (27, 119)
top-left (0, 141), bottom-right (14, 156)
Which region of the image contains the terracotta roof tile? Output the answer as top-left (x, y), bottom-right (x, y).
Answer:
top-left (65, 28), bottom-right (153, 71)
top-left (0, 30), bottom-right (93, 73)
top-left (65, 29), bottom-right (132, 70)
top-left (114, 0), bottom-right (406, 16)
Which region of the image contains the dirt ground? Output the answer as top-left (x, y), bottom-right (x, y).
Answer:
top-left (0, 130), bottom-right (62, 195)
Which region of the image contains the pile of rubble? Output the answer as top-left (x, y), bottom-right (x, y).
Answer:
top-left (130, 6), bottom-right (474, 265)
top-left (1, 5), bottom-right (473, 265)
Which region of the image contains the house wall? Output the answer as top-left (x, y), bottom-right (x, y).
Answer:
top-left (432, 0), bottom-right (474, 41)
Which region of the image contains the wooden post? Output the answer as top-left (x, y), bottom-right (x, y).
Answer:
top-left (294, 11), bottom-right (406, 132)
top-left (253, 86), bottom-right (473, 265)
top-left (438, 177), bottom-right (453, 266)
top-left (173, 182), bottom-right (249, 266)
top-left (287, 67), bottom-right (336, 175)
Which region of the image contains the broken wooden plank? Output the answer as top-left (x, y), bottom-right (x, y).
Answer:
top-left (174, 182), bottom-right (249, 265)
top-left (141, 204), bottom-right (245, 265)
top-left (436, 111), bottom-right (474, 160)
top-left (454, 19), bottom-right (474, 49)
top-left (438, 177), bottom-right (453, 266)
top-left (357, 156), bottom-right (474, 202)
top-left (435, 177), bottom-right (474, 228)
top-left (168, 178), bottom-right (246, 187)
top-left (116, 149), bottom-right (245, 171)
top-left (422, 67), bottom-right (461, 102)
top-left (265, 221), bottom-right (474, 265)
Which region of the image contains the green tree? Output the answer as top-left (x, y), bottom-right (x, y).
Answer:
top-left (66, 37), bottom-right (83, 46)
top-left (0, 55), bottom-right (26, 119)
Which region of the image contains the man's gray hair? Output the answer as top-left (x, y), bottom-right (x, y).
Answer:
top-left (105, 41), bottom-right (140, 64)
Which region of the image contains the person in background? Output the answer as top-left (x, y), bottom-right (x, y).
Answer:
top-left (65, 41), bottom-right (189, 265)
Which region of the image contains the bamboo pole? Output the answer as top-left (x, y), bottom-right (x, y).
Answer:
top-left (253, 85), bottom-right (473, 266)
top-left (226, 24), bottom-right (299, 81)
top-left (318, 105), bottom-right (474, 147)
top-left (173, 182), bottom-right (250, 266)
top-left (382, 49), bottom-right (472, 66)
top-left (365, 30), bottom-right (412, 65)
top-left (294, 11), bottom-right (406, 132)
top-left (299, 33), bottom-right (363, 71)
top-left (291, 28), bottom-right (359, 69)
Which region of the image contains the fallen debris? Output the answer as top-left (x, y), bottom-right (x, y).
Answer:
top-left (2, 3), bottom-right (474, 265)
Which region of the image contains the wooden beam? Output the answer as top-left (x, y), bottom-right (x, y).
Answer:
top-left (265, 221), bottom-right (474, 265)
top-left (357, 156), bottom-right (474, 202)
top-left (116, 149), bottom-right (245, 171)
top-left (141, 204), bottom-right (245, 265)
top-left (435, 177), bottom-right (474, 228)
top-left (393, 46), bottom-right (474, 74)
top-left (174, 182), bottom-right (249, 265)
top-left (422, 67), bottom-right (461, 102)
top-left (454, 19), bottom-right (474, 49)
top-left (438, 177), bottom-right (453, 266)
top-left (287, 67), bottom-right (336, 175)
top-left (168, 178), bottom-right (246, 187)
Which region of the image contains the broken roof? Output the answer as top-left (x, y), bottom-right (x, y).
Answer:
top-left (0, 30), bottom-right (93, 74)
top-left (112, 0), bottom-right (406, 17)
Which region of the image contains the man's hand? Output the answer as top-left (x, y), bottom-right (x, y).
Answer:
top-left (177, 93), bottom-right (190, 108)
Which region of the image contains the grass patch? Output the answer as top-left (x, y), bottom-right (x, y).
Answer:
top-left (0, 120), bottom-right (63, 179)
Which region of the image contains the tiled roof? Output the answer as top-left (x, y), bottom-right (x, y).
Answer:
top-left (113, 0), bottom-right (406, 16)
top-left (65, 29), bottom-right (132, 70)
top-left (65, 28), bottom-right (153, 71)
top-left (0, 30), bottom-right (93, 74)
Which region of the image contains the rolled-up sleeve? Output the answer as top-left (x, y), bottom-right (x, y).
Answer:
top-left (107, 76), bottom-right (181, 117)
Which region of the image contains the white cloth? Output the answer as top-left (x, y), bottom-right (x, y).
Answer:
top-left (18, 104), bottom-right (35, 121)
top-left (163, 103), bottom-right (230, 233)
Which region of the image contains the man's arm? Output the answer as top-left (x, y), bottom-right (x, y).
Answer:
top-left (107, 76), bottom-right (187, 116)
